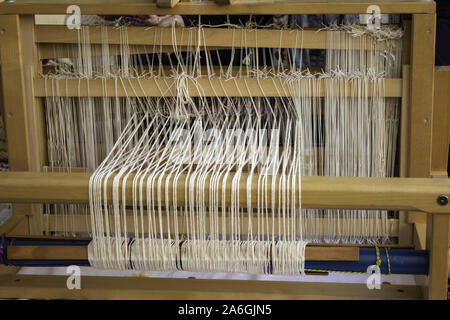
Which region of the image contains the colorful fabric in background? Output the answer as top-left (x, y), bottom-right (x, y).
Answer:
top-left (119, 15), bottom-right (150, 26)
top-left (118, 15), bottom-right (185, 27)
top-left (0, 162), bottom-right (7, 172)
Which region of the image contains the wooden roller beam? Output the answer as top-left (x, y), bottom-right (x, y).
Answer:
top-left (35, 26), bottom-right (327, 49)
top-left (34, 25), bottom-right (401, 50)
top-left (0, 172), bottom-right (449, 213)
top-left (0, 274), bottom-right (422, 299)
top-left (34, 77), bottom-right (403, 98)
top-left (0, 1), bottom-right (435, 15)
top-left (6, 244), bottom-right (359, 261)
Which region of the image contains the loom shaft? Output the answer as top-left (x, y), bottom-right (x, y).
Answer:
top-left (0, 172), bottom-right (448, 213)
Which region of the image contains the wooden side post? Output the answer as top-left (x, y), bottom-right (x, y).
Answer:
top-left (0, 15), bottom-right (32, 234)
top-left (0, 15), bottom-right (47, 235)
top-left (431, 66), bottom-right (450, 177)
top-left (19, 15), bottom-right (47, 235)
top-left (408, 13), bottom-right (437, 247)
top-left (0, 15), bottom-right (31, 172)
top-left (426, 214), bottom-right (450, 299)
top-left (398, 65), bottom-right (413, 246)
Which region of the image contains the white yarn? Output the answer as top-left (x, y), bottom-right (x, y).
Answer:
top-left (41, 21), bottom-right (403, 275)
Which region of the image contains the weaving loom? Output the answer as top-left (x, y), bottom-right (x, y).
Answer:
top-left (0, 0), bottom-right (449, 300)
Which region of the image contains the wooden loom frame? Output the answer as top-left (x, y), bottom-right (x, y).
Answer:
top-left (0, 0), bottom-right (448, 300)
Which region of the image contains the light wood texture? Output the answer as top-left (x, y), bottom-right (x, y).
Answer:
top-left (0, 15), bottom-right (36, 225)
top-left (0, 215), bottom-right (27, 235)
top-left (398, 65), bottom-right (413, 246)
top-left (33, 77), bottom-right (403, 98)
top-left (34, 26), bottom-right (373, 50)
top-left (431, 66), bottom-right (450, 175)
top-left (37, 43), bottom-right (218, 59)
top-left (8, 215), bottom-right (29, 235)
top-left (426, 214), bottom-right (450, 299)
top-left (156, 0), bottom-right (180, 8)
top-left (408, 13), bottom-right (436, 178)
top-left (413, 222), bottom-right (426, 250)
top-left (0, 15), bottom-right (31, 172)
top-left (407, 13), bottom-right (437, 236)
top-left (0, 274), bottom-right (423, 299)
top-left (0, 1), bottom-right (436, 15)
top-left (6, 244), bottom-right (359, 261)
top-left (0, 172), bottom-right (449, 213)
top-left (19, 15), bottom-right (47, 235)
top-left (408, 211), bottom-right (427, 224)
top-left (0, 266), bottom-right (19, 277)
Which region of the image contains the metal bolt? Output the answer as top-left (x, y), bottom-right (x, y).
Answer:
top-left (0, 29), bottom-right (5, 34)
top-left (427, 28), bottom-right (431, 34)
top-left (424, 118), bottom-right (429, 123)
top-left (7, 112), bottom-right (12, 118)
top-left (437, 195), bottom-right (449, 206)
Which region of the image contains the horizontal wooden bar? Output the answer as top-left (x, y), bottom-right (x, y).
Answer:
top-left (0, 274), bottom-right (423, 299)
top-left (8, 245), bottom-right (88, 260)
top-left (39, 44), bottom-right (177, 59)
top-left (34, 77), bottom-right (403, 97)
top-left (44, 214), bottom-right (400, 237)
top-left (0, 1), bottom-right (435, 15)
top-left (0, 172), bottom-right (449, 213)
top-left (38, 43), bottom-right (227, 60)
top-left (35, 26), bottom-right (330, 49)
top-left (6, 244), bottom-right (359, 261)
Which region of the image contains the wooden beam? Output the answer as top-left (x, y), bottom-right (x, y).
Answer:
top-left (426, 214), bottom-right (450, 299)
top-left (0, 274), bottom-right (423, 299)
top-left (413, 221), bottom-right (426, 250)
top-left (398, 65), bottom-right (413, 246)
top-left (33, 77), bottom-right (403, 98)
top-left (0, 1), bottom-right (436, 15)
top-left (19, 15), bottom-right (47, 236)
top-left (408, 13), bottom-right (436, 178)
top-left (407, 13), bottom-right (437, 233)
top-left (0, 15), bottom-right (36, 226)
top-left (37, 43), bottom-right (213, 59)
top-left (6, 244), bottom-right (359, 261)
top-left (34, 26), bottom-right (329, 49)
top-left (0, 172), bottom-right (449, 213)
top-left (0, 215), bottom-right (27, 235)
top-left (431, 66), bottom-right (450, 175)
top-left (0, 15), bottom-right (31, 172)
